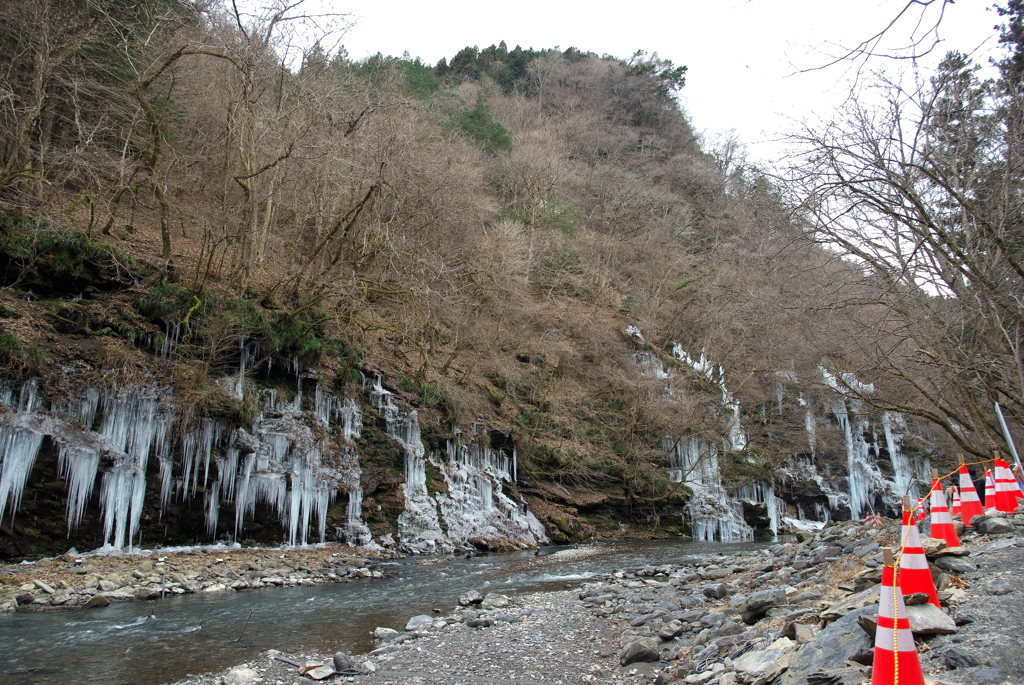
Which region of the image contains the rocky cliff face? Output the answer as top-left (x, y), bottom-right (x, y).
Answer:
top-left (0, 323), bottom-right (938, 561)
top-left (0, 370), bottom-right (546, 560)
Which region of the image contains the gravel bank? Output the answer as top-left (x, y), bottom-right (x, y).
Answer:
top-left (0, 545), bottom-right (392, 612)
top-left (10, 514), bottom-right (1024, 685)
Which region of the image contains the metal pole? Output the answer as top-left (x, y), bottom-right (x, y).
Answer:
top-left (994, 402), bottom-right (1024, 472)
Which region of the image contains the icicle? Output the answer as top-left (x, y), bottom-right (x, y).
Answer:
top-left (0, 426), bottom-right (45, 525)
top-left (96, 385), bottom-right (173, 550)
top-left (206, 480), bottom-right (221, 538)
top-left (58, 443), bottom-right (100, 533)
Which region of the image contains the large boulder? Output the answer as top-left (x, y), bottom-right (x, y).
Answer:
top-left (619, 637), bottom-right (660, 666)
top-left (404, 615), bottom-right (433, 631)
top-left (777, 605), bottom-right (875, 685)
top-left (733, 637), bottom-right (797, 683)
top-left (740, 588), bottom-right (788, 624)
top-left (820, 586), bottom-right (880, 623)
top-left (977, 517), bottom-right (1014, 535)
top-left (906, 604), bottom-right (957, 635)
top-left (480, 593), bottom-right (510, 610)
top-left (934, 556), bottom-right (977, 574)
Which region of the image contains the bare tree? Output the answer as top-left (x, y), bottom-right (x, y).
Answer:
top-left (786, 50), bottom-right (1024, 456)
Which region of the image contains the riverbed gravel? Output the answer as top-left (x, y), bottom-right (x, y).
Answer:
top-left (7, 513), bottom-right (1024, 685)
top-left (0, 545), bottom-right (393, 612)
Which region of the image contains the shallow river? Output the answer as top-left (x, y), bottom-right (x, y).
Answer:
top-left (0, 539), bottom-right (769, 685)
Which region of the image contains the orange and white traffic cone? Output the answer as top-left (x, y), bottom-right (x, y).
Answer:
top-left (951, 485), bottom-right (961, 518)
top-left (994, 456), bottom-right (1020, 513)
top-left (984, 468), bottom-right (997, 513)
top-left (929, 471), bottom-right (961, 548)
top-left (916, 497), bottom-right (927, 523)
top-left (957, 457), bottom-right (985, 526)
top-left (899, 496), bottom-right (940, 608)
top-left (872, 548), bottom-right (926, 685)
top-left (1013, 464), bottom-right (1024, 503)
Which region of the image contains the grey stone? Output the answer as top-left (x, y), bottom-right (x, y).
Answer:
top-left (820, 586), bottom-right (880, 622)
top-left (404, 614), bottom-right (433, 631)
top-left (733, 637), bottom-right (797, 682)
top-left (702, 583), bottom-right (728, 599)
top-left (466, 618), bottom-right (494, 628)
top-left (777, 606), bottom-right (876, 685)
top-left (619, 637), bottom-right (661, 666)
top-left (934, 556), bottom-right (977, 573)
top-left (905, 603), bottom-right (957, 634)
top-left (904, 592), bottom-right (932, 606)
top-left (978, 517), bottom-right (1014, 534)
top-left (480, 593), bottom-right (509, 609)
top-left (970, 668), bottom-right (1003, 682)
top-left (942, 647), bottom-right (981, 670)
top-left (458, 590), bottom-right (483, 606)
top-left (932, 545), bottom-right (969, 557)
top-left (700, 568), bottom-right (731, 580)
top-left (700, 610), bottom-right (730, 627)
top-left (333, 652), bottom-right (356, 671)
top-left (856, 542), bottom-right (880, 557)
top-left (920, 537), bottom-right (947, 555)
top-left (630, 612), bottom-right (657, 627)
top-left (709, 620), bottom-right (744, 638)
top-left (812, 545), bottom-right (843, 562)
top-left (373, 627), bottom-right (399, 640)
top-left (658, 619), bottom-right (685, 640)
top-left (84, 594), bottom-right (109, 608)
top-left (986, 578), bottom-right (1014, 595)
top-left (739, 588), bottom-right (787, 614)
top-left (222, 666), bottom-right (260, 685)
top-left (304, 666), bottom-right (336, 681)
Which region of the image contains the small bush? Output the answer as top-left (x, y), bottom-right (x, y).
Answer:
top-left (448, 95), bottom-right (513, 153)
top-left (398, 58), bottom-right (441, 99)
top-left (0, 331), bottom-right (47, 374)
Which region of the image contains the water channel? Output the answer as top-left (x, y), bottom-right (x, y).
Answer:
top-left (0, 539), bottom-right (770, 685)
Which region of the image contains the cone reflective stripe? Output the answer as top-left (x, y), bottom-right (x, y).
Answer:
top-left (929, 479), bottom-right (961, 547)
top-left (984, 469), bottom-right (997, 513)
top-left (994, 458), bottom-right (1020, 513)
top-left (951, 486), bottom-right (961, 518)
top-left (872, 550), bottom-right (926, 685)
top-left (958, 465), bottom-right (985, 526)
top-left (898, 510), bottom-right (941, 608)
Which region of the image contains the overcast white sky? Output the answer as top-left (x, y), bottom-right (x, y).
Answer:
top-left (330, 0), bottom-right (1002, 161)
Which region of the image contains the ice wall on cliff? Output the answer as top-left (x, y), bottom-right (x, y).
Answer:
top-left (629, 326), bottom-right (934, 537)
top-left (0, 374), bottom-right (544, 553)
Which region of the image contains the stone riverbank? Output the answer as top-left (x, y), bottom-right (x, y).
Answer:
top-left (165, 512), bottom-right (1024, 685)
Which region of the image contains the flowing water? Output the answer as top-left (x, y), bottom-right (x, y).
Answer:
top-left (0, 540), bottom-right (769, 685)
